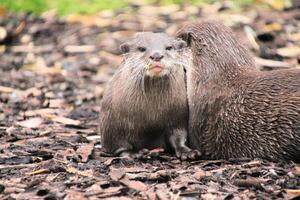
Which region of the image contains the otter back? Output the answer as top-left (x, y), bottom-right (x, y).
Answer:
top-left (177, 21), bottom-right (300, 161)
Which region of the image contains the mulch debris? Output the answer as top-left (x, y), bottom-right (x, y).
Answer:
top-left (0, 2), bottom-right (300, 199)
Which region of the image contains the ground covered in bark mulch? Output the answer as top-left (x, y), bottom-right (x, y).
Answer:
top-left (1, 2), bottom-right (300, 199)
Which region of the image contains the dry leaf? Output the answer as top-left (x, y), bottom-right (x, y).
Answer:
top-left (86, 183), bottom-right (103, 195)
top-left (48, 99), bottom-right (65, 108)
top-left (120, 177), bottom-right (148, 191)
top-left (17, 117), bottom-right (43, 128)
top-left (51, 116), bottom-right (81, 126)
top-left (109, 168), bottom-right (126, 181)
top-left (98, 186), bottom-right (123, 198)
top-left (242, 160), bottom-right (262, 168)
top-left (76, 143), bottom-right (94, 163)
top-left (193, 169), bottom-right (207, 180)
top-left (65, 190), bottom-right (88, 200)
top-left (23, 108), bottom-right (59, 117)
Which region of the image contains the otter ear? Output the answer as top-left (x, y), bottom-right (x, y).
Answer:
top-left (176, 30), bottom-right (192, 47)
top-left (174, 40), bottom-right (187, 50)
top-left (120, 42), bottom-right (130, 54)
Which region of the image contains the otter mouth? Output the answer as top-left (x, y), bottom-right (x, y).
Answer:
top-left (145, 63), bottom-right (166, 76)
top-left (150, 64), bottom-right (164, 73)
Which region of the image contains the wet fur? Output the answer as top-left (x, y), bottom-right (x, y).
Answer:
top-left (177, 21), bottom-right (300, 161)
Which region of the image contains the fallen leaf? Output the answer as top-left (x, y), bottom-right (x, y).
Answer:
top-left (51, 116), bottom-right (81, 126)
top-left (242, 160), bottom-right (262, 168)
top-left (120, 177), bottom-right (148, 191)
top-left (193, 169), bottom-right (208, 180)
top-left (48, 99), bottom-right (65, 108)
top-left (109, 168), bottom-right (126, 181)
top-left (17, 117), bottom-right (43, 128)
top-left (65, 190), bottom-right (88, 200)
top-left (98, 186), bottom-right (123, 198)
top-left (23, 108), bottom-right (59, 117)
top-left (104, 157), bottom-right (121, 166)
top-left (76, 143), bottom-right (94, 163)
top-left (86, 183), bottom-right (103, 195)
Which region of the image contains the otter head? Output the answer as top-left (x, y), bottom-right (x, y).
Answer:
top-left (120, 32), bottom-right (188, 78)
top-left (176, 21), bottom-right (255, 80)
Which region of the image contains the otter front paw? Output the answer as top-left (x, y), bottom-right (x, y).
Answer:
top-left (176, 148), bottom-right (201, 161)
top-left (119, 148), bottom-right (164, 159)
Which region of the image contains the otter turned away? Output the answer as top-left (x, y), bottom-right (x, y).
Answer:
top-left (177, 21), bottom-right (300, 161)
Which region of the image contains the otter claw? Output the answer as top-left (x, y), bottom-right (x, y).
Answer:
top-left (177, 149), bottom-right (201, 161)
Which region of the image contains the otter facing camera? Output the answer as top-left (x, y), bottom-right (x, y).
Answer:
top-left (120, 43), bottom-right (130, 54)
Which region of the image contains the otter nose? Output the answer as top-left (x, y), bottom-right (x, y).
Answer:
top-left (150, 52), bottom-right (164, 62)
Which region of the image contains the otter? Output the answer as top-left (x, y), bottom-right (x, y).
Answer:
top-left (99, 32), bottom-right (199, 160)
top-left (177, 21), bottom-right (300, 161)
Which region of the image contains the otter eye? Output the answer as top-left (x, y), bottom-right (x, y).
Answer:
top-left (137, 47), bottom-right (146, 52)
top-left (166, 46), bottom-right (173, 51)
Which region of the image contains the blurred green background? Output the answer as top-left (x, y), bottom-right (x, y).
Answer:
top-left (0, 0), bottom-right (289, 16)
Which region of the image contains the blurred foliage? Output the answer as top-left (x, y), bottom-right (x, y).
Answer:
top-left (0, 0), bottom-right (290, 16)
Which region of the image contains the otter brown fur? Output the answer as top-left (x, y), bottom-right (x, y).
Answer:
top-left (99, 32), bottom-right (198, 159)
top-left (177, 21), bottom-right (300, 161)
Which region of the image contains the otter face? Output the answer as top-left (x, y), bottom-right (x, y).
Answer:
top-left (120, 32), bottom-right (188, 78)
